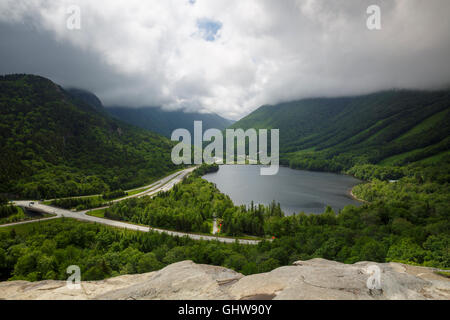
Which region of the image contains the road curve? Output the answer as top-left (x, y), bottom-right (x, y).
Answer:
top-left (5, 167), bottom-right (261, 245)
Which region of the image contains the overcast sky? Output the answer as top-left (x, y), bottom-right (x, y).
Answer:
top-left (1, 0), bottom-right (450, 120)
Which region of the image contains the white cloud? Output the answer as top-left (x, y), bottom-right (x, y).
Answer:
top-left (0, 0), bottom-right (449, 119)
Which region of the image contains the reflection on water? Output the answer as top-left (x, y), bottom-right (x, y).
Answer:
top-left (203, 165), bottom-right (362, 215)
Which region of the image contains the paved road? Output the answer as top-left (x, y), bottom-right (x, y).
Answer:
top-left (4, 167), bottom-right (261, 245)
top-left (43, 170), bottom-right (185, 202)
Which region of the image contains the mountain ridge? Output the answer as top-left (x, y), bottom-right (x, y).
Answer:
top-left (231, 89), bottom-right (450, 172)
top-left (66, 88), bottom-right (105, 112)
top-left (0, 74), bottom-right (178, 199)
top-left (107, 106), bottom-right (234, 138)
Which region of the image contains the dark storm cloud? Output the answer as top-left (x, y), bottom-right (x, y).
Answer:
top-left (0, 0), bottom-right (449, 119)
top-left (0, 22), bottom-right (124, 96)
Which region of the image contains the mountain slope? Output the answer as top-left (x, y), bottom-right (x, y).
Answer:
top-left (66, 88), bottom-right (104, 111)
top-left (0, 74), bottom-right (178, 199)
top-left (232, 90), bottom-right (450, 172)
top-left (107, 106), bottom-right (234, 138)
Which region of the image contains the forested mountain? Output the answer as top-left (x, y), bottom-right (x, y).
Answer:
top-left (107, 106), bottom-right (234, 138)
top-left (0, 74), bottom-right (178, 199)
top-left (232, 90), bottom-right (450, 172)
top-left (66, 88), bottom-right (104, 112)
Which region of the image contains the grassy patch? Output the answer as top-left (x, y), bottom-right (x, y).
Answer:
top-left (48, 196), bottom-right (109, 211)
top-left (86, 208), bottom-right (106, 218)
top-left (435, 271), bottom-right (450, 278)
top-left (0, 214), bottom-right (56, 228)
top-left (126, 187), bottom-right (150, 197)
top-left (0, 207), bottom-right (56, 225)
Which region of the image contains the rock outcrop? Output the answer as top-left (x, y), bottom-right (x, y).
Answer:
top-left (0, 259), bottom-right (448, 300)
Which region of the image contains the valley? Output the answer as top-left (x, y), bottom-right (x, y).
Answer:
top-left (107, 106), bottom-right (233, 138)
top-left (2, 167), bottom-right (260, 244)
top-left (1, 0), bottom-right (450, 305)
top-left (0, 74), bottom-right (448, 297)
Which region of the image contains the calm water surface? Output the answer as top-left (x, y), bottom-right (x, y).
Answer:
top-left (203, 165), bottom-right (362, 215)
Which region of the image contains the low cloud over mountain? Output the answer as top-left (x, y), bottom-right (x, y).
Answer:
top-left (1, 0), bottom-right (449, 119)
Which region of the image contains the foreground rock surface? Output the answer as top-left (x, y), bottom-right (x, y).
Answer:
top-left (0, 259), bottom-right (448, 300)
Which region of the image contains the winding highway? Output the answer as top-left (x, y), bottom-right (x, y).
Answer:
top-left (2, 167), bottom-right (261, 245)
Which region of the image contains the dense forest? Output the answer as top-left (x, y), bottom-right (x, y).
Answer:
top-left (0, 163), bottom-right (447, 282)
top-left (0, 79), bottom-right (448, 283)
top-left (0, 196), bottom-right (23, 225)
top-left (225, 90), bottom-right (449, 270)
top-left (0, 219), bottom-right (282, 282)
top-left (0, 195), bottom-right (49, 225)
top-left (0, 75), bottom-right (179, 199)
top-left (45, 189), bottom-right (128, 211)
top-left (232, 90), bottom-right (450, 173)
top-left (104, 166), bottom-right (223, 234)
top-left (48, 196), bottom-right (110, 211)
top-left (87, 165), bottom-right (449, 271)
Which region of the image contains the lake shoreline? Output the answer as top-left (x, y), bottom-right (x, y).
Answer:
top-left (216, 163), bottom-right (369, 205)
top-left (204, 165), bottom-right (362, 215)
top-left (349, 188), bottom-right (368, 203)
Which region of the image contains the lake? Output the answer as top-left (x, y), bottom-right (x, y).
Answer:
top-left (203, 165), bottom-right (362, 215)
